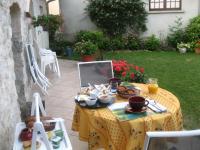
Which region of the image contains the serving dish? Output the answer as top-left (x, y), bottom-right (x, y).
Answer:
top-left (98, 95), bottom-right (115, 104)
top-left (75, 96), bottom-right (114, 109)
top-left (117, 85), bottom-right (140, 99)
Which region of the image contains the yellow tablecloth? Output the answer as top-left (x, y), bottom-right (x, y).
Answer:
top-left (72, 84), bottom-right (183, 150)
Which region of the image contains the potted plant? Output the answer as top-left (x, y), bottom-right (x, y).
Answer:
top-left (177, 42), bottom-right (190, 54)
top-left (194, 40), bottom-right (200, 54)
top-left (74, 41), bottom-right (98, 61)
top-left (112, 60), bottom-right (146, 83)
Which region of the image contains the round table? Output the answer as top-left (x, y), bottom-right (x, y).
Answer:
top-left (71, 84), bottom-right (183, 150)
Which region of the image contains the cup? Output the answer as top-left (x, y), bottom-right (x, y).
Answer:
top-left (128, 96), bottom-right (149, 110)
top-left (148, 78), bottom-right (158, 94)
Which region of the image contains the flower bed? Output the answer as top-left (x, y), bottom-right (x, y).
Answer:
top-left (112, 60), bottom-right (146, 83)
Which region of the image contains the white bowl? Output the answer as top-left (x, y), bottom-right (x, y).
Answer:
top-left (98, 95), bottom-right (115, 104)
top-left (85, 98), bottom-right (97, 106)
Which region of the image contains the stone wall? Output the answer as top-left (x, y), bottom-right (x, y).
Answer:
top-left (0, 0), bottom-right (47, 149)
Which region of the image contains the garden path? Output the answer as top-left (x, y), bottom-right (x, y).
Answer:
top-left (44, 59), bottom-right (88, 150)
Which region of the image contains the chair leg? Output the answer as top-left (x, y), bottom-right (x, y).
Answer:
top-left (48, 64), bottom-right (52, 70)
top-left (41, 61), bottom-right (44, 74)
top-left (43, 64), bottom-right (46, 76)
top-left (55, 58), bottom-right (61, 77)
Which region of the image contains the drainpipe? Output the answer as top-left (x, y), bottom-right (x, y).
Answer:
top-left (46, 0), bottom-right (56, 15)
top-left (198, 0), bottom-right (200, 15)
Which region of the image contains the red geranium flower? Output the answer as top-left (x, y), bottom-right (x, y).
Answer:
top-left (123, 67), bottom-right (129, 71)
top-left (135, 66), bottom-right (139, 71)
top-left (115, 66), bottom-right (121, 72)
top-left (122, 71), bottom-right (126, 77)
top-left (130, 73), bottom-right (135, 79)
top-left (140, 67), bottom-right (144, 73)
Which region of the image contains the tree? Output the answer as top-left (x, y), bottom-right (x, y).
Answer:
top-left (86, 0), bottom-right (147, 36)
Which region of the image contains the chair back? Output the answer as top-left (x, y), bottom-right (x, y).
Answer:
top-left (26, 44), bottom-right (35, 66)
top-left (144, 130), bottom-right (200, 150)
top-left (25, 44), bottom-right (51, 94)
top-left (78, 61), bottom-right (114, 87)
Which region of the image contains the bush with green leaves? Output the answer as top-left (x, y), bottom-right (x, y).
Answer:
top-left (32, 15), bottom-right (63, 41)
top-left (110, 37), bottom-right (125, 50)
top-left (144, 35), bottom-right (160, 51)
top-left (186, 16), bottom-right (200, 42)
top-left (75, 30), bottom-right (103, 43)
top-left (50, 33), bottom-right (72, 56)
top-left (74, 41), bottom-right (98, 55)
top-left (100, 36), bottom-right (112, 51)
top-left (75, 30), bottom-right (104, 49)
top-left (86, 0), bottom-right (147, 36)
top-left (124, 35), bottom-right (141, 50)
top-left (167, 17), bottom-right (187, 48)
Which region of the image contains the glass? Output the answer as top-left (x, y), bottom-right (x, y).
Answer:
top-left (109, 78), bottom-right (121, 93)
top-left (148, 78), bottom-right (158, 94)
top-left (110, 80), bottom-right (118, 93)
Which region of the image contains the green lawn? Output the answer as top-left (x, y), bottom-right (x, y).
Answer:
top-left (104, 50), bottom-right (200, 129)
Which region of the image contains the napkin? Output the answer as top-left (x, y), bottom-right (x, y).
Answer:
top-left (146, 99), bottom-right (167, 113)
top-left (108, 102), bottom-right (128, 111)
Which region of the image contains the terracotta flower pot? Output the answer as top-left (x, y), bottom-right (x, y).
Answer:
top-left (195, 48), bottom-right (200, 54)
top-left (82, 55), bottom-right (95, 62)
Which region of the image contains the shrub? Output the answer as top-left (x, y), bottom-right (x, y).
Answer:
top-left (144, 35), bottom-right (160, 51)
top-left (74, 41), bottom-right (98, 55)
top-left (167, 17), bottom-right (187, 48)
top-left (110, 37), bottom-right (125, 50)
top-left (186, 16), bottom-right (200, 42)
top-left (76, 30), bottom-right (103, 43)
top-left (100, 36), bottom-right (112, 51)
top-left (86, 0), bottom-right (147, 36)
top-left (124, 35), bottom-right (141, 50)
top-left (75, 30), bottom-right (109, 50)
top-left (177, 42), bottom-right (191, 49)
top-left (32, 15), bottom-right (63, 42)
top-left (50, 33), bottom-right (72, 56)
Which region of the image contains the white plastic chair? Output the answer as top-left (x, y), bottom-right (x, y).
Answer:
top-left (78, 61), bottom-right (114, 87)
top-left (144, 130), bottom-right (200, 150)
top-left (33, 27), bottom-right (60, 77)
top-left (40, 48), bottom-right (61, 77)
top-left (26, 44), bottom-right (51, 94)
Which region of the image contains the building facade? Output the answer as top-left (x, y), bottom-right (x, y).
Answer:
top-left (0, 0), bottom-right (48, 149)
top-left (59, 0), bottom-right (200, 40)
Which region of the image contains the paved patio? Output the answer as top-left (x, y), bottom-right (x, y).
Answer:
top-left (44, 59), bottom-right (88, 150)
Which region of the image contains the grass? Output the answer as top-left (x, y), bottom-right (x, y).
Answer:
top-left (104, 50), bottom-right (200, 129)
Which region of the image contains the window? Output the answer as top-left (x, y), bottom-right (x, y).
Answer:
top-left (149, 0), bottom-right (181, 11)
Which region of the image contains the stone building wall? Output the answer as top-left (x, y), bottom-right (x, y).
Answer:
top-left (0, 0), bottom-right (47, 149)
